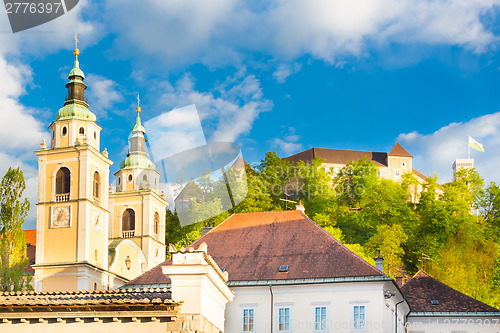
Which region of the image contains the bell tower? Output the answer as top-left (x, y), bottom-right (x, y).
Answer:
top-left (108, 98), bottom-right (167, 276)
top-left (33, 37), bottom-right (124, 291)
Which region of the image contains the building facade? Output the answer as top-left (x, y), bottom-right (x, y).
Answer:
top-left (32, 47), bottom-right (167, 292)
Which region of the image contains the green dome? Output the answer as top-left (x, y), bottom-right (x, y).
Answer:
top-left (120, 155), bottom-right (156, 171)
top-left (132, 115), bottom-right (145, 133)
top-left (69, 60), bottom-right (85, 79)
top-left (56, 103), bottom-right (96, 122)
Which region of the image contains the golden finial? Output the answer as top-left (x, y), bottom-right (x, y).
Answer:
top-left (136, 93), bottom-right (141, 113)
top-left (73, 32), bottom-right (80, 59)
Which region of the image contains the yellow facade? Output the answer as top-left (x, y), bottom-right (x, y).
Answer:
top-left (33, 49), bottom-right (167, 292)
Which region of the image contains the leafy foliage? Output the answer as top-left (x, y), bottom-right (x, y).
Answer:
top-left (165, 151), bottom-right (500, 307)
top-left (0, 167), bottom-right (32, 291)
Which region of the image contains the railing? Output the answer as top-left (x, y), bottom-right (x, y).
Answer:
top-left (122, 231), bottom-right (135, 238)
top-left (55, 194), bottom-right (70, 202)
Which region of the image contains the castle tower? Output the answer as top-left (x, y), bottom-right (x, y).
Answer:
top-left (453, 158), bottom-right (474, 180)
top-left (108, 99), bottom-right (167, 276)
top-left (33, 41), bottom-right (124, 291)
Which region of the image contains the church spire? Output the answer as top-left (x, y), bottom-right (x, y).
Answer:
top-left (56, 34), bottom-right (96, 122)
top-left (119, 97), bottom-right (155, 171)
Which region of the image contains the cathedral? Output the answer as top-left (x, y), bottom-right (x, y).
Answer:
top-left (32, 44), bottom-right (167, 292)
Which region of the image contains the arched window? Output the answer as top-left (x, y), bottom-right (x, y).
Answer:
top-left (55, 167), bottom-right (70, 195)
top-left (117, 177), bottom-right (121, 185)
top-left (122, 209), bottom-right (135, 236)
top-left (143, 174), bottom-right (148, 181)
top-left (61, 126), bottom-right (68, 137)
top-left (93, 171), bottom-right (101, 203)
top-left (128, 174), bottom-right (133, 183)
top-left (79, 126), bottom-right (85, 136)
top-left (154, 212), bottom-right (160, 235)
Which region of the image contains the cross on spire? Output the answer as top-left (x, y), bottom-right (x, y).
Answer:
top-left (136, 93), bottom-right (141, 113)
top-left (73, 32), bottom-right (80, 59)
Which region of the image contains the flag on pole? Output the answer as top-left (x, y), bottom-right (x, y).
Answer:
top-left (469, 136), bottom-right (485, 152)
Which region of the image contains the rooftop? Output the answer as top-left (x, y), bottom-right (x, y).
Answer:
top-left (126, 210), bottom-right (384, 287)
top-left (401, 270), bottom-right (499, 313)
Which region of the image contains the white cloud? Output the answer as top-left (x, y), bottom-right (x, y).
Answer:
top-left (398, 112), bottom-right (500, 184)
top-left (154, 72), bottom-right (273, 143)
top-left (85, 74), bottom-right (124, 119)
top-left (273, 63), bottom-right (302, 83)
top-left (103, 0), bottom-right (500, 68)
top-left (270, 127), bottom-right (303, 155)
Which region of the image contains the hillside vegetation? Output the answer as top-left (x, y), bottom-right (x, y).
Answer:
top-left (166, 151), bottom-right (500, 308)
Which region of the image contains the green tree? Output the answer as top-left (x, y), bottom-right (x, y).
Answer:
top-left (367, 224), bottom-right (408, 277)
top-left (0, 167), bottom-right (31, 291)
top-left (334, 157), bottom-right (378, 208)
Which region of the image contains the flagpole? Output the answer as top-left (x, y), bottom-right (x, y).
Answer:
top-left (468, 136), bottom-right (470, 159)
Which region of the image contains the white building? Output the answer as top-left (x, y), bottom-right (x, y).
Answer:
top-left (402, 270), bottom-right (500, 333)
top-left (127, 210), bottom-right (410, 332)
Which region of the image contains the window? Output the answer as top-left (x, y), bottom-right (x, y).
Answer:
top-left (55, 167), bottom-right (70, 195)
top-left (395, 170), bottom-right (400, 176)
top-left (117, 177), bottom-right (121, 185)
top-left (402, 162), bottom-right (406, 167)
top-left (242, 308), bottom-right (255, 332)
top-left (143, 174), bottom-right (148, 181)
top-left (154, 212), bottom-right (160, 235)
top-left (278, 307), bottom-right (290, 332)
top-left (79, 126), bottom-right (85, 136)
top-left (122, 209), bottom-right (135, 232)
top-left (93, 171), bottom-right (100, 203)
top-left (61, 126), bottom-right (68, 137)
top-left (94, 131), bottom-right (97, 140)
top-left (314, 306), bottom-right (327, 331)
top-left (128, 174), bottom-right (133, 183)
top-left (353, 305), bottom-right (366, 330)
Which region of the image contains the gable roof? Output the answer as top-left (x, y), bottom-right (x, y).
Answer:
top-left (388, 143), bottom-right (413, 158)
top-left (401, 270), bottom-right (499, 313)
top-left (126, 211), bottom-right (384, 287)
top-left (284, 148), bottom-right (388, 167)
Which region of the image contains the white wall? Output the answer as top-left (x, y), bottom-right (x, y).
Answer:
top-left (407, 316), bottom-right (500, 333)
top-left (225, 281), bottom-right (409, 333)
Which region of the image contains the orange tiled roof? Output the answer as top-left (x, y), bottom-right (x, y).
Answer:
top-left (401, 270), bottom-right (499, 313)
top-left (0, 288), bottom-right (174, 308)
top-left (126, 211), bottom-right (383, 287)
top-left (23, 230), bottom-right (36, 246)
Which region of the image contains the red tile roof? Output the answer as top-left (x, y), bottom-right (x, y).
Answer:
top-left (22, 230), bottom-right (36, 274)
top-left (284, 148), bottom-right (388, 167)
top-left (401, 270), bottom-right (499, 313)
top-left (23, 229), bottom-right (36, 246)
top-left (127, 211), bottom-right (383, 286)
top-left (388, 143), bottom-right (413, 158)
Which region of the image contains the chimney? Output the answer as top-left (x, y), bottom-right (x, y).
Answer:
top-left (201, 222), bottom-right (215, 236)
top-left (296, 200), bottom-right (305, 213)
top-left (395, 276), bottom-right (403, 287)
top-left (374, 250), bottom-right (384, 272)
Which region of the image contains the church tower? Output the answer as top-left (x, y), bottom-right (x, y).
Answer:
top-left (33, 40), bottom-right (125, 291)
top-left (108, 100), bottom-right (167, 277)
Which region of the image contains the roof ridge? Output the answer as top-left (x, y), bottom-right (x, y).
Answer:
top-left (406, 270), bottom-right (500, 312)
top-left (297, 211), bottom-right (384, 276)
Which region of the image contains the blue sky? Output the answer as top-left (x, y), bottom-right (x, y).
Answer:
top-left (1, 0), bottom-right (500, 228)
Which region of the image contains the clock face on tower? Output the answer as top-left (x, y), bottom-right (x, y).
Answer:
top-left (52, 206), bottom-right (71, 228)
top-left (92, 210), bottom-right (103, 233)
